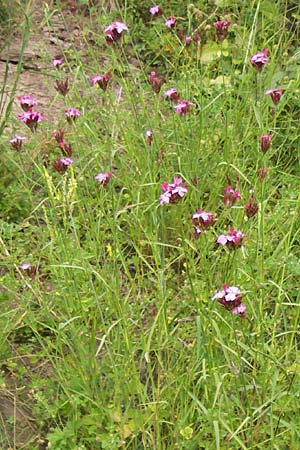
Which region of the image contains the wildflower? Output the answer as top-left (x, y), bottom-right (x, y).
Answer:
top-left (18, 110), bottom-right (43, 132)
top-left (90, 72), bottom-right (111, 91)
top-left (149, 5), bottom-right (163, 16)
top-left (260, 134), bottom-right (272, 154)
top-left (65, 107), bottom-right (81, 123)
top-left (245, 197), bottom-right (259, 218)
top-left (160, 177), bottom-right (187, 205)
top-left (105, 19), bottom-right (128, 42)
top-left (164, 87), bottom-right (180, 102)
top-left (213, 20), bottom-right (231, 42)
top-left (52, 57), bottom-right (64, 68)
top-left (223, 185), bottom-right (241, 207)
top-left (257, 167), bottom-right (269, 181)
top-left (17, 95), bottom-right (38, 111)
top-left (217, 227), bottom-right (245, 248)
top-left (191, 208), bottom-right (216, 232)
top-left (250, 48), bottom-right (269, 72)
top-left (53, 129), bottom-right (65, 147)
top-left (173, 100), bottom-right (195, 115)
top-left (265, 88), bottom-right (284, 106)
top-left (193, 30), bottom-right (201, 43)
top-left (95, 171), bottom-right (112, 187)
top-left (9, 135), bottom-right (27, 151)
top-left (148, 71), bottom-right (165, 93)
top-left (52, 157), bottom-right (73, 174)
top-left (55, 77), bottom-right (70, 96)
top-left (165, 16), bottom-right (176, 28)
top-left (145, 130), bottom-right (153, 145)
top-left (177, 29), bottom-right (192, 46)
top-left (20, 262), bottom-right (38, 279)
top-left (212, 284), bottom-right (246, 317)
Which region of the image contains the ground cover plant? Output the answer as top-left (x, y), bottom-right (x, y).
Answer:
top-left (1, 0), bottom-right (300, 448)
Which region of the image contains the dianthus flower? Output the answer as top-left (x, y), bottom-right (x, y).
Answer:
top-left (65, 108), bottom-right (81, 123)
top-left (17, 95), bottom-right (38, 111)
top-left (173, 100), bottom-right (195, 115)
top-left (148, 71), bottom-right (165, 93)
top-left (9, 135), bottom-right (27, 151)
top-left (18, 110), bottom-right (43, 132)
top-left (95, 171), bottom-right (112, 187)
top-left (265, 88), bottom-right (284, 106)
top-left (19, 262), bottom-right (38, 278)
top-left (105, 19), bottom-right (128, 42)
top-left (165, 16), bottom-right (176, 28)
top-left (217, 227), bottom-right (245, 248)
top-left (212, 284), bottom-right (246, 317)
top-left (213, 20), bottom-right (231, 42)
top-left (260, 134), bottom-right (272, 153)
top-left (160, 177), bottom-right (187, 205)
top-left (52, 56), bottom-right (64, 68)
top-left (145, 130), bottom-right (153, 145)
top-left (250, 48), bottom-right (269, 72)
top-left (257, 167), bottom-right (269, 181)
top-left (223, 185), bottom-right (241, 207)
top-left (52, 129), bottom-right (72, 156)
top-left (244, 197), bottom-right (259, 218)
top-left (149, 5), bottom-right (163, 16)
top-left (52, 157), bottom-right (73, 174)
top-left (55, 77), bottom-right (70, 96)
top-left (164, 87), bottom-right (180, 102)
top-left (90, 72), bottom-right (111, 91)
top-left (177, 29), bottom-right (193, 46)
top-left (192, 208), bottom-right (216, 232)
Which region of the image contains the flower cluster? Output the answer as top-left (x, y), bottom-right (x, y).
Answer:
top-left (105, 19), bottom-right (128, 42)
top-left (223, 185), bottom-right (241, 207)
top-left (192, 208), bottom-right (216, 238)
top-left (18, 95), bottom-right (38, 111)
top-left (55, 77), bottom-right (70, 96)
top-left (148, 71), bottom-right (165, 93)
top-left (65, 107), bottom-right (81, 123)
top-left (212, 285), bottom-right (246, 317)
top-left (164, 87), bottom-right (180, 102)
top-left (90, 72), bottom-right (111, 91)
top-left (95, 172), bottom-right (112, 187)
top-left (9, 135), bottom-right (27, 151)
top-left (149, 5), bottom-right (163, 17)
top-left (217, 227), bottom-right (245, 248)
top-left (173, 100), bottom-right (195, 115)
top-left (18, 109), bottom-right (44, 132)
top-left (53, 129), bottom-right (73, 157)
top-left (245, 197), bottom-right (259, 218)
top-left (260, 134), bottom-right (272, 153)
top-left (213, 20), bottom-right (231, 42)
top-left (250, 48), bottom-right (269, 72)
top-left (160, 177), bottom-right (187, 205)
top-left (265, 88), bottom-right (284, 105)
top-left (52, 157), bottom-right (73, 174)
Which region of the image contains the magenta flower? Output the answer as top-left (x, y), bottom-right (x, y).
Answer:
top-left (173, 100), bottom-right (195, 115)
top-left (65, 107), bottom-right (81, 123)
top-left (20, 262), bottom-right (31, 270)
top-left (95, 171), bottom-right (112, 187)
top-left (19, 262), bottom-right (38, 278)
top-left (213, 20), bottom-right (231, 42)
top-left (245, 197), bottom-right (259, 218)
top-left (165, 16), bottom-right (176, 28)
top-left (52, 56), bottom-right (64, 68)
top-left (105, 19), bottom-right (128, 42)
top-left (55, 77), bottom-right (70, 96)
top-left (192, 208), bottom-right (216, 232)
top-left (52, 157), bottom-right (73, 174)
top-left (149, 5), bottom-right (163, 16)
top-left (17, 95), bottom-right (38, 112)
top-left (260, 134), bottom-right (272, 153)
top-left (53, 129), bottom-right (65, 146)
top-left (217, 227), bottom-right (245, 248)
top-left (250, 48), bottom-right (269, 72)
top-left (9, 135), bottom-right (27, 151)
top-left (148, 71), bottom-right (165, 93)
top-left (145, 130), bottom-right (153, 145)
top-left (90, 72), bottom-right (111, 91)
top-left (223, 185), bottom-right (241, 207)
top-left (265, 88), bottom-right (284, 106)
top-left (18, 110), bottom-right (43, 132)
top-left (164, 87), bottom-right (180, 102)
top-left (212, 284), bottom-right (246, 318)
top-left (177, 29), bottom-right (193, 46)
top-left (160, 177), bottom-right (187, 205)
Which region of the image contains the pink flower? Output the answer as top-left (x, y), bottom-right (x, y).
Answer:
top-left (165, 16), bottom-right (176, 28)
top-left (217, 227), bottom-right (245, 248)
top-left (95, 171), bottom-right (112, 187)
top-left (17, 95), bottom-right (38, 111)
top-left (191, 208), bottom-right (216, 232)
top-left (212, 284), bottom-right (246, 318)
top-left (19, 262), bottom-right (38, 278)
top-left (55, 77), bottom-right (70, 96)
top-left (160, 177), bottom-right (187, 205)
top-left (223, 185), bottom-right (241, 207)
top-left (105, 19), bottom-right (128, 42)
top-left (177, 29), bottom-right (193, 45)
top-left (213, 20), bottom-right (231, 42)
top-left (148, 71), bottom-right (165, 93)
top-left (145, 130), bottom-right (153, 145)
top-left (245, 197), bottom-right (259, 218)
top-left (65, 108), bottom-right (81, 123)
top-left (173, 100), bottom-right (195, 115)
top-left (250, 48), bottom-right (269, 72)
top-left (260, 134), bottom-right (272, 153)
top-left (20, 262), bottom-right (31, 270)
top-left (265, 88), bottom-right (284, 106)
top-left (164, 87), bottom-right (180, 102)
top-left (9, 135), bottom-right (27, 151)
top-left (18, 110), bottom-right (43, 132)
top-left (149, 5), bottom-right (163, 16)
top-left (52, 57), bottom-right (64, 68)
top-left (52, 157), bottom-right (73, 174)
top-left (90, 72), bottom-right (111, 91)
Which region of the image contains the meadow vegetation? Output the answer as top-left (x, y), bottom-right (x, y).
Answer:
top-left (1, 0), bottom-right (300, 448)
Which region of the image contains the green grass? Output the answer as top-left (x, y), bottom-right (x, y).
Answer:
top-left (1, 0), bottom-right (300, 449)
